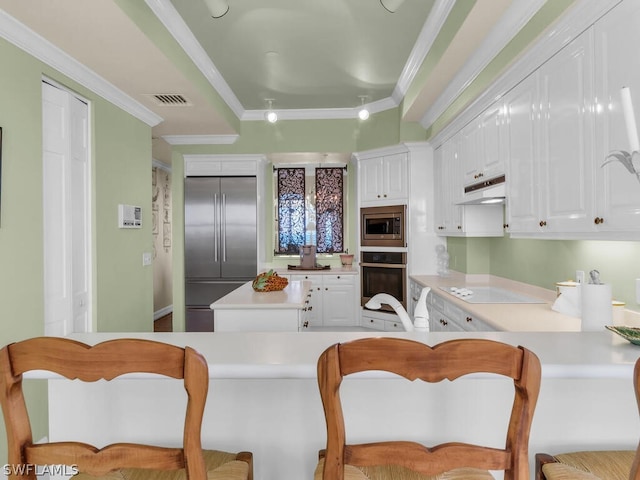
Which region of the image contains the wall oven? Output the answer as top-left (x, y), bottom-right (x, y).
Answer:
top-left (360, 205), bottom-right (406, 247)
top-left (361, 251), bottom-right (407, 312)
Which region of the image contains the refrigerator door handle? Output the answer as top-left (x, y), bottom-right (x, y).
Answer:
top-left (221, 193), bottom-right (227, 262)
top-left (213, 193), bottom-right (219, 262)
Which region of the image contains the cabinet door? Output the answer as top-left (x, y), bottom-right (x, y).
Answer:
top-left (434, 140), bottom-right (463, 235)
top-left (460, 120), bottom-right (482, 186)
top-left (359, 158), bottom-right (383, 204)
top-left (538, 30), bottom-right (596, 233)
top-left (594, 0), bottom-right (640, 231)
top-left (479, 102), bottom-right (506, 180)
top-left (381, 152), bottom-right (409, 203)
top-left (433, 146), bottom-right (447, 233)
top-left (505, 73), bottom-right (541, 233)
top-left (322, 284), bottom-right (356, 327)
top-left (322, 274), bottom-right (356, 327)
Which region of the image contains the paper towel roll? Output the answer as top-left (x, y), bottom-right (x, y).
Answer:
top-left (581, 283), bottom-right (612, 331)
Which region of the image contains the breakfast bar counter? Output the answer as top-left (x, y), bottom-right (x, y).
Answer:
top-left (43, 330), bottom-right (640, 480)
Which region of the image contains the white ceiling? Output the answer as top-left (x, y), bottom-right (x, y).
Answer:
top-left (0, 0), bottom-right (568, 141)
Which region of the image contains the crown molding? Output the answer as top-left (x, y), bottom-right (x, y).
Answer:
top-left (420, 0), bottom-right (546, 131)
top-left (392, 0), bottom-right (456, 103)
top-left (0, 9), bottom-right (163, 127)
top-left (145, 0), bottom-right (437, 121)
top-left (428, 0), bottom-right (622, 147)
top-left (152, 158), bottom-right (172, 172)
top-left (162, 134), bottom-right (239, 145)
top-left (241, 96), bottom-right (398, 121)
top-left (145, 0), bottom-right (244, 118)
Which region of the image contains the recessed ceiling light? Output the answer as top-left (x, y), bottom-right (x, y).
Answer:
top-left (380, 0), bottom-right (405, 13)
top-left (204, 0), bottom-right (229, 18)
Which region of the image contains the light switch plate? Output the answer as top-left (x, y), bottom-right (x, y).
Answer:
top-left (142, 252), bottom-right (152, 266)
top-left (576, 270), bottom-right (585, 284)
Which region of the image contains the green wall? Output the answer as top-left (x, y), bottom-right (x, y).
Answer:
top-left (0, 37), bottom-right (155, 461)
top-left (448, 236), bottom-right (640, 312)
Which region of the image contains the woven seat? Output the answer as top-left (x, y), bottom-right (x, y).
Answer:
top-left (537, 451), bottom-right (634, 480)
top-left (0, 337), bottom-right (253, 480)
top-left (315, 337), bottom-right (541, 480)
top-left (536, 358), bottom-right (640, 480)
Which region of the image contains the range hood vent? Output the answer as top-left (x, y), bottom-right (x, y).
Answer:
top-left (457, 174), bottom-right (506, 205)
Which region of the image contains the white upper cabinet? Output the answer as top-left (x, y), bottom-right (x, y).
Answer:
top-left (479, 103), bottom-right (507, 182)
top-left (538, 28), bottom-right (596, 233)
top-left (358, 151), bottom-right (408, 206)
top-left (434, 142), bottom-right (463, 234)
top-left (460, 120), bottom-right (482, 186)
top-left (593, 0), bottom-right (640, 232)
top-left (507, 29), bottom-right (597, 235)
top-left (435, 134), bottom-right (503, 237)
top-left (504, 72), bottom-right (539, 233)
top-left (461, 103), bottom-right (506, 187)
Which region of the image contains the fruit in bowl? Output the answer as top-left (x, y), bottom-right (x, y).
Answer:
top-left (252, 269), bottom-right (289, 292)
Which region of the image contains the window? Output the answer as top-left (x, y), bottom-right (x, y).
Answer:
top-left (276, 166), bottom-right (345, 254)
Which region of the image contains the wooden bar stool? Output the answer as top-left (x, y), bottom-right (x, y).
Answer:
top-left (536, 357), bottom-right (640, 480)
top-left (0, 337), bottom-right (253, 480)
top-left (314, 337), bottom-right (541, 480)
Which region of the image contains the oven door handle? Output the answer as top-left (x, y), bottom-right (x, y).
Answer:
top-left (360, 262), bottom-right (406, 268)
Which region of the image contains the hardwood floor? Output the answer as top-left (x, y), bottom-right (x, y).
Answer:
top-left (153, 312), bottom-right (173, 332)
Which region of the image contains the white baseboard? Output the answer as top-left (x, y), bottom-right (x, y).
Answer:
top-left (153, 305), bottom-right (173, 321)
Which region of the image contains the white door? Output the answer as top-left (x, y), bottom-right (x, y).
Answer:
top-left (42, 81), bottom-right (91, 336)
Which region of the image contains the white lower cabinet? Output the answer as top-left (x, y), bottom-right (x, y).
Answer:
top-left (427, 291), bottom-right (496, 332)
top-left (322, 274), bottom-right (357, 327)
top-left (361, 310), bottom-right (408, 331)
top-left (289, 273), bottom-right (358, 327)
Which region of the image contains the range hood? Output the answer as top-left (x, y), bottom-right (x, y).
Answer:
top-left (457, 174), bottom-right (506, 205)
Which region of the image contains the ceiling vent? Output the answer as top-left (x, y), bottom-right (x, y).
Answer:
top-left (146, 94), bottom-right (192, 106)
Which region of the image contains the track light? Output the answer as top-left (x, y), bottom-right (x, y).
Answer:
top-left (358, 96), bottom-right (370, 121)
top-left (380, 0), bottom-right (405, 13)
top-left (265, 99), bottom-right (278, 123)
top-left (204, 0), bottom-right (229, 18)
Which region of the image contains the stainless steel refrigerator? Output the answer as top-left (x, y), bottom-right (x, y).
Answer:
top-left (184, 176), bottom-right (257, 331)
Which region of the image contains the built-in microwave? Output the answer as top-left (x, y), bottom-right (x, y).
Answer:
top-left (360, 205), bottom-right (406, 247)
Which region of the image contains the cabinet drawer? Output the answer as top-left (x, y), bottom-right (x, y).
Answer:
top-left (322, 274), bottom-right (355, 285)
top-left (428, 292), bottom-right (445, 311)
top-left (460, 313), bottom-right (494, 331)
top-left (361, 315), bottom-right (385, 330)
top-left (443, 301), bottom-right (463, 321)
top-left (385, 319), bottom-right (406, 331)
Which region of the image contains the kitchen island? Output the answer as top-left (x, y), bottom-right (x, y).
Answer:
top-left (42, 330), bottom-right (640, 480)
top-left (210, 280), bottom-right (312, 331)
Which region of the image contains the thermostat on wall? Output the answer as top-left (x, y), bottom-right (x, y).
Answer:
top-left (118, 204), bottom-right (142, 228)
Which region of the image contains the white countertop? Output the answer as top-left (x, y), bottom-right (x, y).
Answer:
top-left (209, 280), bottom-right (311, 310)
top-left (36, 330), bottom-right (640, 381)
top-left (275, 265), bottom-right (358, 275)
top-left (412, 273), bottom-right (581, 332)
